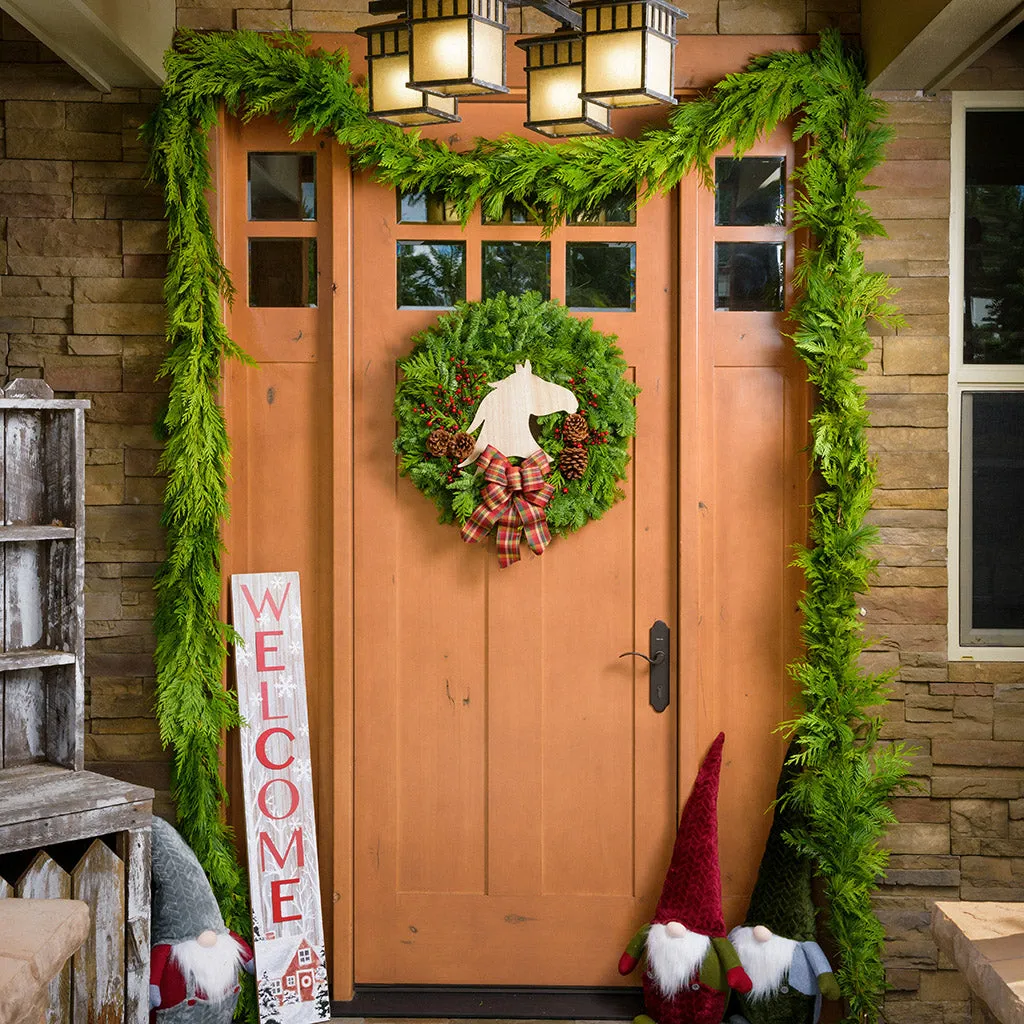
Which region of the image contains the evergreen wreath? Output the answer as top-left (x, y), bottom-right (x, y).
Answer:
top-left (394, 292), bottom-right (639, 537)
top-left (143, 27), bottom-right (911, 1024)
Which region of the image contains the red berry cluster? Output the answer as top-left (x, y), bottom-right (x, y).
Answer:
top-left (420, 358), bottom-right (489, 486)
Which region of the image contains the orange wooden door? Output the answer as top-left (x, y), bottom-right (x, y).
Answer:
top-left (352, 100), bottom-right (679, 986)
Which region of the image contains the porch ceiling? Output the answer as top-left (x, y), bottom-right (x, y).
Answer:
top-left (0, 0), bottom-right (173, 91)
top-left (862, 0), bottom-right (1024, 91)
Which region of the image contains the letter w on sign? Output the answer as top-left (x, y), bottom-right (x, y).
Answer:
top-left (231, 572), bottom-right (330, 1024)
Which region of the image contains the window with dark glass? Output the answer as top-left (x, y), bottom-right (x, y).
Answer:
top-left (566, 242), bottom-right (635, 310)
top-left (568, 187), bottom-right (637, 226)
top-left (249, 238), bottom-right (317, 307)
top-left (961, 391), bottom-right (1024, 644)
top-left (483, 201), bottom-right (543, 225)
top-left (714, 242), bottom-right (784, 312)
top-left (398, 190), bottom-right (462, 224)
top-left (397, 241), bottom-right (466, 307)
top-left (482, 242), bottom-right (550, 300)
top-left (964, 111), bottom-right (1024, 365)
top-left (248, 153), bottom-right (316, 220)
top-left (715, 157), bottom-right (785, 226)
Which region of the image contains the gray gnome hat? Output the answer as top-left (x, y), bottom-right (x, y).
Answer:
top-left (151, 816), bottom-right (229, 945)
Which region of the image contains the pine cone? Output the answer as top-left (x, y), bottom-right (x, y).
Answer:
top-left (563, 411), bottom-right (590, 443)
top-left (559, 444), bottom-right (588, 480)
top-left (450, 431), bottom-right (476, 462)
top-left (426, 428), bottom-right (453, 457)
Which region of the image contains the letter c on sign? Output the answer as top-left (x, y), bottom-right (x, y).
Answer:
top-left (257, 778), bottom-right (300, 820)
top-left (256, 727), bottom-right (295, 770)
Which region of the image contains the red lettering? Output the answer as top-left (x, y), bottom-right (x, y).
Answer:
top-left (260, 680), bottom-right (287, 721)
top-left (256, 727), bottom-right (295, 771)
top-left (258, 828), bottom-right (306, 872)
top-left (257, 778), bottom-right (300, 820)
top-left (240, 582), bottom-right (291, 622)
top-left (270, 878), bottom-right (302, 923)
top-left (255, 631), bottom-right (285, 672)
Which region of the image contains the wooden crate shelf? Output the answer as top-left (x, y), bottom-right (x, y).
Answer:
top-left (0, 648), bottom-right (77, 672)
top-left (0, 380), bottom-right (153, 1024)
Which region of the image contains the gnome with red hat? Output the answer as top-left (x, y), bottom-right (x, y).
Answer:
top-left (619, 732), bottom-right (753, 1024)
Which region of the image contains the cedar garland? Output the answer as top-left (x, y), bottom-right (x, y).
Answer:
top-left (143, 28), bottom-right (909, 1023)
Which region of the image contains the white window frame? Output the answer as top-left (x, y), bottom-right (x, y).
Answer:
top-left (948, 91), bottom-right (1024, 660)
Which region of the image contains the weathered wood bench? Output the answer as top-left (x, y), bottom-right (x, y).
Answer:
top-left (0, 765), bottom-right (153, 1024)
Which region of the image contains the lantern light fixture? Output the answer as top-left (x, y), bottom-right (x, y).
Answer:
top-left (359, 0), bottom-right (687, 134)
top-left (407, 0), bottom-right (509, 96)
top-left (356, 19), bottom-right (461, 125)
top-left (516, 33), bottom-right (610, 137)
top-left (577, 0), bottom-right (683, 107)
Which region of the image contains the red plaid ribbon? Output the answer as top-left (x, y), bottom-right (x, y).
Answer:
top-left (460, 446), bottom-right (554, 568)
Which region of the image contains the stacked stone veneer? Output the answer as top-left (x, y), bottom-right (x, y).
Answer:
top-left (0, 14), bottom-right (172, 816)
top-left (176, 0), bottom-right (858, 38)
top-left (865, 33), bottom-right (1024, 1024)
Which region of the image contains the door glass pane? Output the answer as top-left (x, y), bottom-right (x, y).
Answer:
top-left (248, 153), bottom-right (316, 220)
top-left (962, 391), bottom-right (1024, 642)
top-left (249, 238), bottom-right (317, 307)
top-left (397, 241), bottom-right (466, 307)
top-left (715, 157), bottom-right (785, 226)
top-left (482, 241), bottom-right (550, 299)
top-left (568, 186), bottom-right (637, 225)
top-left (714, 241), bottom-right (784, 311)
top-left (964, 111), bottom-right (1024, 364)
top-left (566, 242), bottom-right (635, 310)
top-left (483, 200), bottom-right (543, 225)
top-left (398, 190), bottom-right (462, 224)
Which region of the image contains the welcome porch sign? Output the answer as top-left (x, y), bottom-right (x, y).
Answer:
top-left (231, 571), bottom-right (330, 1024)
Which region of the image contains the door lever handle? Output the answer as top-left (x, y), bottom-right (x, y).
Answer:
top-left (619, 650), bottom-right (666, 666)
top-left (619, 621), bottom-right (670, 712)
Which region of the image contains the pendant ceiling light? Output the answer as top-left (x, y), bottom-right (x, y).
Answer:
top-left (407, 0), bottom-right (509, 96)
top-left (357, 20), bottom-right (461, 124)
top-left (516, 32), bottom-right (610, 137)
top-left (578, 0), bottom-right (684, 107)
top-left (359, 0), bottom-right (687, 131)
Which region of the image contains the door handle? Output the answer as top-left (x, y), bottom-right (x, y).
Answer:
top-left (619, 620), bottom-right (670, 712)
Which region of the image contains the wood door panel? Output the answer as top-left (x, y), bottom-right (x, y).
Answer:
top-left (353, 99), bottom-right (677, 984)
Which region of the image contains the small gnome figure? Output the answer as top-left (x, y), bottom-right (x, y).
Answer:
top-left (726, 747), bottom-right (841, 1024)
top-left (150, 816), bottom-right (255, 1024)
top-left (619, 732), bottom-right (753, 1024)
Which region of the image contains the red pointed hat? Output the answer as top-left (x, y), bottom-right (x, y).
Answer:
top-left (652, 731), bottom-right (726, 937)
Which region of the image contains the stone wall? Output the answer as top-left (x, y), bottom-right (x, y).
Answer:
top-left (865, 32), bottom-right (1024, 1024)
top-left (0, 13), bottom-right (172, 816)
top-left (175, 0), bottom-right (859, 35)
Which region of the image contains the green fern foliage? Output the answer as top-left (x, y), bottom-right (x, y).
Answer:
top-left (145, 26), bottom-right (908, 1023)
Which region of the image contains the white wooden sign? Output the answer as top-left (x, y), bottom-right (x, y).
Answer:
top-left (231, 572), bottom-right (330, 1024)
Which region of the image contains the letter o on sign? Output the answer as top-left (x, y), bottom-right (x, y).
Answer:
top-left (258, 778), bottom-right (301, 820)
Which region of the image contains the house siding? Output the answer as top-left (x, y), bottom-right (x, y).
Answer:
top-left (0, 13), bottom-right (172, 817)
top-left (868, 32), bottom-right (1024, 1024)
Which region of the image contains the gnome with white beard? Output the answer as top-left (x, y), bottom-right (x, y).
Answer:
top-left (150, 816), bottom-right (255, 1024)
top-left (726, 748), bottom-right (840, 1024)
top-left (619, 732), bottom-right (753, 1024)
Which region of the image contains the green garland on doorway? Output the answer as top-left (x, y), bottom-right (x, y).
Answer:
top-left (143, 27), bottom-right (910, 1023)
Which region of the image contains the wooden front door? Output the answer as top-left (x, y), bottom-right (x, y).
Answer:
top-left (352, 101), bottom-right (678, 986)
top-left (217, 48), bottom-right (809, 995)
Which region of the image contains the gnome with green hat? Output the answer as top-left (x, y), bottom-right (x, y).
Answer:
top-left (726, 747), bottom-right (841, 1024)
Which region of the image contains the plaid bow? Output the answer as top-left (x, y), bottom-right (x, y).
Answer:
top-left (460, 445), bottom-right (555, 568)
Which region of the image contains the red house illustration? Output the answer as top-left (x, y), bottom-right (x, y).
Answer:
top-left (276, 940), bottom-right (322, 1005)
